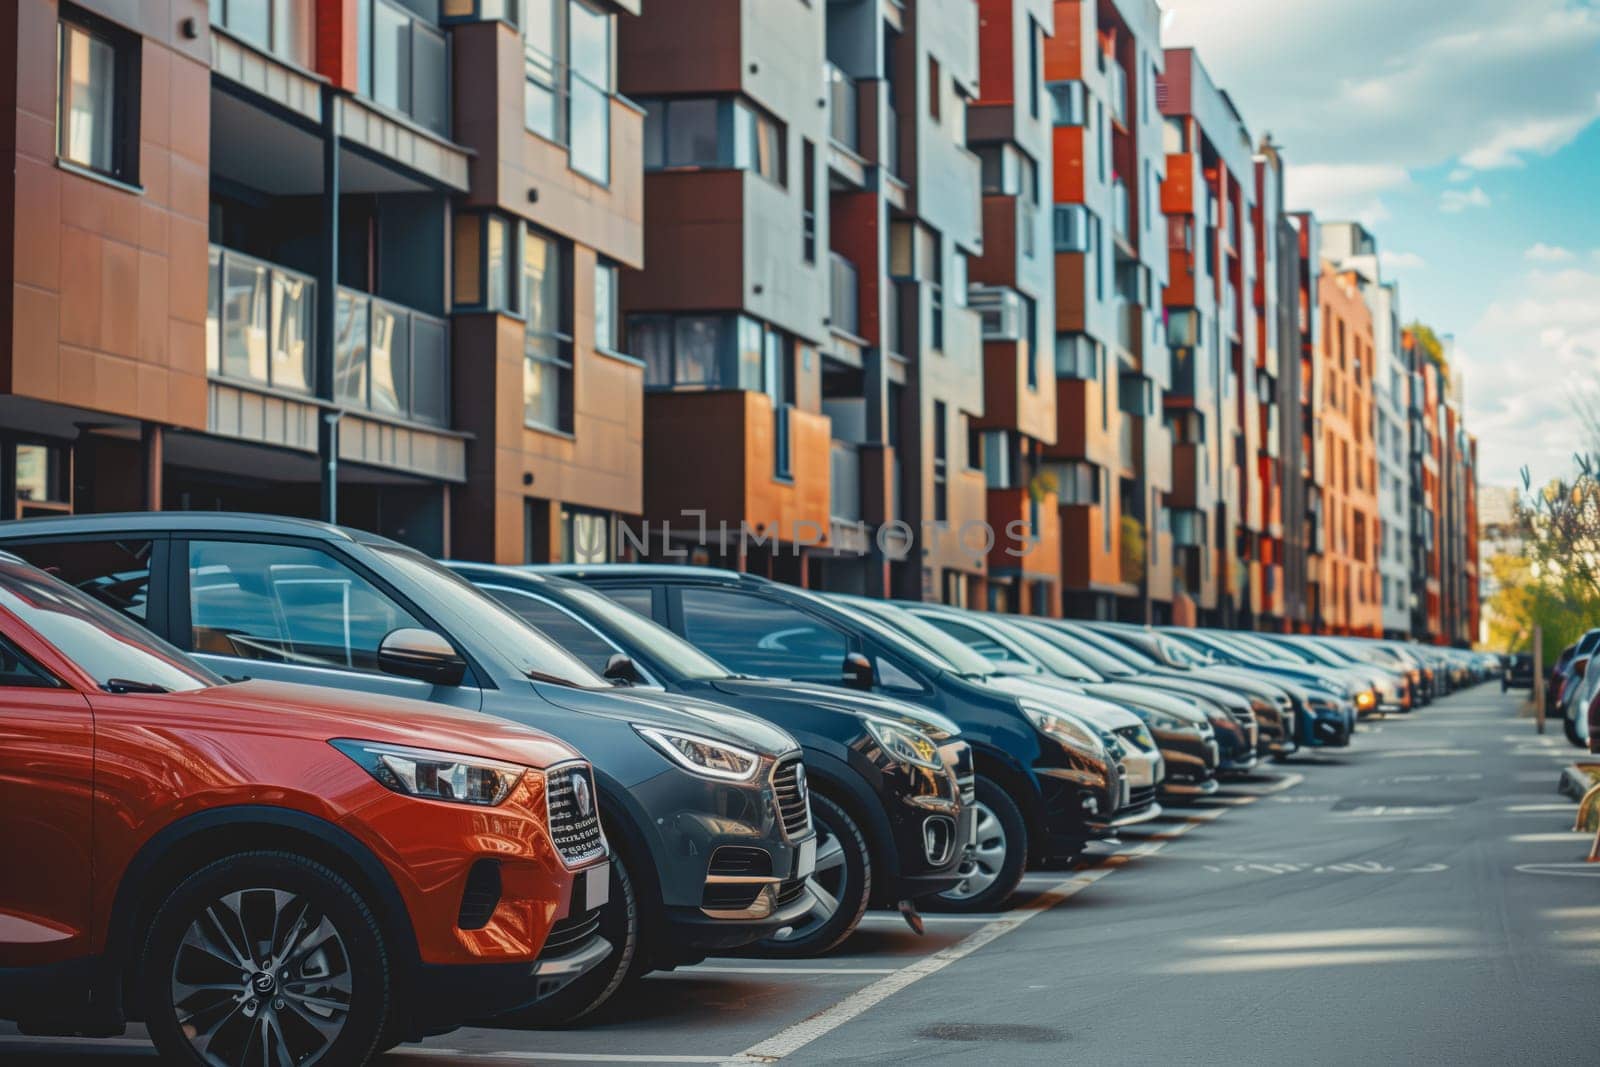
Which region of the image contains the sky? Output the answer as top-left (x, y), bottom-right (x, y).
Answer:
top-left (1159, 0), bottom-right (1600, 492)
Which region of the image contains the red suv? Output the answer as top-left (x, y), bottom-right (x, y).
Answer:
top-left (0, 555), bottom-right (612, 1065)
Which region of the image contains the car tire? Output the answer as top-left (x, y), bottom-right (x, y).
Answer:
top-left (140, 850), bottom-right (390, 1067)
top-left (499, 838), bottom-right (642, 1027)
top-left (753, 791), bottom-right (871, 958)
top-left (1563, 705), bottom-right (1584, 748)
top-left (925, 776), bottom-right (1027, 914)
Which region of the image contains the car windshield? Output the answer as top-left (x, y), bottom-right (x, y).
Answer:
top-left (1158, 634), bottom-right (1209, 667)
top-left (1071, 625), bottom-right (1161, 670)
top-left (372, 547), bottom-right (606, 689)
top-left (989, 619), bottom-right (1102, 680)
top-left (0, 559), bottom-right (218, 692)
top-left (559, 582), bottom-right (729, 681)
top-left (1020, 622), bottom-right (1138, 678)
top-left (825, 596), bottom-right (980, 676)
top-left (873, 603), bottom-right (1002, 676)
top-left (1166, 631), bottom-right (1230, 664)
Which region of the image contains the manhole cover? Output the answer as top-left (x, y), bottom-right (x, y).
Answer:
top-left (1332, 795), bottom-right (1477, 810)
top-left (917, 1024), bottom-right (1065, 1044)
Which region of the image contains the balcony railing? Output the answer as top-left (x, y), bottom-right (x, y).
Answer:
top-left (359, 0), bottom-right (449, 137)
top-left (831, 440), bottom-right (861, 522)
top-left (827, 64), bottom-right (858, 152)
top-left (207, 245), bottom-right (316, 396)
top-left (830, 253), bottom-right (860, 336)
top-left (335, 288), bottom-right (450, 426)
top-left (212, 0), bottom-right (315, 68)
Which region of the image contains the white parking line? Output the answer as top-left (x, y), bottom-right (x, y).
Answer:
top-left (721, 773), bottom-right (1301, 1064)
top-left (683, 966), bottom-right (899, 976)
top-left (402, 1052), bottom-right (731, 1063)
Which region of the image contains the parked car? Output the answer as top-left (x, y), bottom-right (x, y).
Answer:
top-left (1168, 629), bottom-right (1359, 746)
top-left (1502, 652), bottom-right (1535, 691)
top-left (549, 564), bottom-right (1122, 912)
top-left (446, 562), bottom-right (973, 956)
top-left (0, 553), bottom-right (610, 1065)
top-left (0, 516), bottom-right (816, 1025)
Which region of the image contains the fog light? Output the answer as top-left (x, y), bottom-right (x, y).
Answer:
top-left (922, 816), bottom-right (956, 865)
top-left (1083, 795), bottom-right (1100, 816)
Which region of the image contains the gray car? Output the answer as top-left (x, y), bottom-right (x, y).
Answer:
top-left (0, 514), bottom-right (817, 1025)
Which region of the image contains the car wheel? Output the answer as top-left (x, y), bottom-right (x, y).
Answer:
top-left (925, 776), bottom-right (1026, 914)
top-left (499, 839), bottom-right (642, 1027)
top-left (140, 851), bottom-right (389, 1067)
top-left (1563, 705), bottom-right (1584, 748)
top-left (754, 791), bottom-right (871, 958)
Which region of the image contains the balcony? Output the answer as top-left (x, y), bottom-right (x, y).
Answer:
top-left (359, 0), bottom-right (449, 137)
top-left (211, 0), bottom-right (315, 68)
top-left (1106, 58), bottom-right (1129, 128)
top-left (827, 64), bottom-right (859, 153)
top-left (831, 440), bottom-right (861, 522)
top-left (830, 254), bottom-right (861, 337)
top-left (334, 289), bottom-right (450, 427)
top-left (207, 246), bottom-right (316, 396)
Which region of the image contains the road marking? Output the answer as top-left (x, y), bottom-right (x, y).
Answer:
top-left (1505, 803), bottom-right (1577, 813)
top-left (401, 1052), bottom-right (731, 1064)
top-left (721, 773), bottom-right (1300, 1064)
top-left (684, 966), bottom-right (898, 976)
top-left (1508, 832), bottom-right (1588, 844)
top-left (1516, 863), bottom-right (1600, 878)
top-left (1374, 748), bottom-right (1480, 758)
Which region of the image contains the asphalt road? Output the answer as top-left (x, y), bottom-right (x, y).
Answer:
top-left (7, 685), bottom-right (1597, 1066)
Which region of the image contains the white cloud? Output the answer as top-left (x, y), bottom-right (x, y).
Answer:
top-left (1458, 264), bottom-right (1600, 487)
top-left (1525, 242), bottom-right (1575, 262)
top-left (1380, 250), bottom-right (1426, 271)
top-left (1161, 0), bottom-right (1600, 214)
top-left (1439, 186), bottom-right (1491, 213)
top-left (1283, 163), bottom-right (1407, 225)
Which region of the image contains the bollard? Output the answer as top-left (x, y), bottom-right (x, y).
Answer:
top-left (1532, 626), bottom-right (1544, 735)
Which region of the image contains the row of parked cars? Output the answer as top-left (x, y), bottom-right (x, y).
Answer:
top-left (0, 512), bottom-right (1489, 1066)
top-left (1533, 628), bottom-right (1600, 748)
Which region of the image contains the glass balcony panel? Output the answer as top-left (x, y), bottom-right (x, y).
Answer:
top-left (411, 315), bottom-right (449, 425)
top-left (334, 291), bottom-right (370, 406)
top-left (206, 246), bottom-right (222, 374)
top-left (569, 78), bottom-right (610, 181)
top-left (371, 1), bottom-right (411, 115)
top-left (270, 271), bottom-right (314, 393)
top-left (830, 254), bottom-right (859, 336)
top-left (222, 256), bottom-right (271, 385)
top-left (831, 441), bottom-right (861, 521)
top-left (410, 21), bottom-right (448, 137)
top-left (369, 300), bottom-right (410, 416)
top-left (827, 64), bottom-right (858, 151)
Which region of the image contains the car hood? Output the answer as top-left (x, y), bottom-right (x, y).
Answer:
top-left (533, 681), bottom-right (798, 757)
top-left (1088, 682), bottom-right (1209, 725)
top-left (708, 678), bottom-right (961, 740)
top-left (978, 674), bottom-right (1144, 731)
top-left (187, 679), bottom-right (583, 770)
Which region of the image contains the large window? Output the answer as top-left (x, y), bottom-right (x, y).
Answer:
top-left (1055, 333), bottom-right (1101, 381)
top-left (1048, 81), bottom-right (1085, 126)
top-left (208, 247), bottom-right (315, 394)
top-left (211, 0), bottom-right (314, 66)
top-left (1054, 205), bottom-right (1090, 253)
top-left (640, 97), bottom-right (786, 185)
top-left (567, 0), bottom-right (611, 182)
top-left (524, 228), bottom-right (574, 432)
top-left (594, 260), bottom-right (619, 353)
top-left (359, 0), bottom-right (448, 136)
top-left (631, 314), bottom-right (789, 392)
top-left (57, 7), bottom-right (139, 184)
top-left (933, 400), bottom-right (949, 521)
top-left (453, 212), bottom-right (521, 314)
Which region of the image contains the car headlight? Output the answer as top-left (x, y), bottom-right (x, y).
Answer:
top-left (331, 739), bottom-right (524, 806)
top-left (862, 715), bottom-right (943, 769)
top-left (1019, 701), bottom-right (1103, 756)
top-left (1355, 690), bottom-right (1377, 709)
top-left (634, 725), bottom-right (760, 781)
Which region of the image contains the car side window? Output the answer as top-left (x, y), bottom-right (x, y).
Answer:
top-left (679, 588), bottom-right (848, 683)
top-left (874, 653), bottom-right (924, 692)
top-left (922, 616), bottom-right (1019, 664)
top-left (187, 540), bottom-right (422, 673)
top-left (0, 634), bottom-right (57, 688)
top-left (486, 588), bottom-right (620, 673)
top-left (600, 585), bottom-right (655, 620)
top-left (5, 539), bottom-right (154, 623)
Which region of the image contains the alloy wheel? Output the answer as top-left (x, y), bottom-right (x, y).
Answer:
top-left (778, 817), bottom-right (850, 940)
top-left (169, 888), bottom-right (353, 1067)
top-left (941, 801), bottom-right (1007, 902)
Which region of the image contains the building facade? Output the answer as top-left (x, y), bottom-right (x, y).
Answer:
top-left (1, 0), bottom-right (645, 564)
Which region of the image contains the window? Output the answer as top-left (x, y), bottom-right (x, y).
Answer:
top-left (57, 7), bottom-right (139, 184)
top-left (1095, 100), bottom-right (1106, 182)
top-left (567, 0), bottom-right (611, 182)
top-left (212, 0), bottom-right (314, 65)
top-left (1048, 81), bottom-right (1086, 126)
top-left (453, 213), bottom-right (521, 314)
top-left (599, 585), bottom-right (655, 619)
top-left (640, 97), bottom-right (784, 184)
top-left (360, 0), bottom-right (448, 136)
top-left (1028, 17), bottom-right (1042, 119)
top-left (3, 538), bottom-right (153, 623)
top-left (802, 139), bottom-right (817, 263)
top-left (523, 0), bottom-right (562, 140)
top-left (1055, 333), bottom-right (1100, 380)
top-left (1050, 461), bottom-right (1099, 505)
top-left (561, 506), bottom-right (611, 563)
top-left (926, 232), bottom-right (944, 351)
top-left (933, 400), bottom-right (949, 521)
top-left (633, 314), bottom-right (787, 392)
top-left (1022, 295), bottom-right (1038, 389)
top-left (1053, 205), bottom-right (1090, 252)
top-left (487, 589), bottom-right (620, 673)
top-left (524, 228), bottom-right (574, 432)
top-left (0, 635), bottom-right (55, 689)
top-left (928, 56), bottom-right (941, 121)
top-left (679, 588), bottom-right (848, 684)
top-left (187, 540), bottom-right (424, 673)
top-left (594, 259), bottom-right (618, 352)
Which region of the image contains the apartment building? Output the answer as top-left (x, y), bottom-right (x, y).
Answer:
top-left (618, 0), bottom-right (989, 605)
top-left (1288, 211), bottom-right (1325, 629)
top-left (1043, 0), bottom-right (1172, 623)
top-left (1, 0), bottom-right (645, 564)
top-left (1157, 47), bottom-right (1255, 627)
top-left (1258, 140), bottom-right (1306, 631)
top-left (968, 0), bottom-right (1059, 614)
top-left (1317, 263), bottom-right (1380, 636)
top-left (1321, 221), bottom-right (1410, 637)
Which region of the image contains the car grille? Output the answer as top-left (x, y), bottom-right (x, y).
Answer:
top-left (1227, 705), bottom-right (1256, 727)
top-left (1126, 784), bottom-right (1157, 810)
top-left (546, 763), bottom-right (606, 866)
top-left (771, 756), bottom-right (812, 840)
top-left (708, 845), bottom-right (773, 878)
top-left (539, 905), bottom-right (603, 958)
top-left (457, 859), bottom-right (501, 930)
top-left (702, 883), bottom-right (764, 911)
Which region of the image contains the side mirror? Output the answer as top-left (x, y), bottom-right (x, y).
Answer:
top-left (603, 653), bottom-right (640, 686)
top-left (378, 628), bottom-right (467, 687)
top-left (842, 651), bottom-right (875, 690)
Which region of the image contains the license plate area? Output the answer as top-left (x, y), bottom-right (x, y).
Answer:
top-left (795, 836), bottom-right (817, 879)
top-left (582, 861), bottom-right (610, 911)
